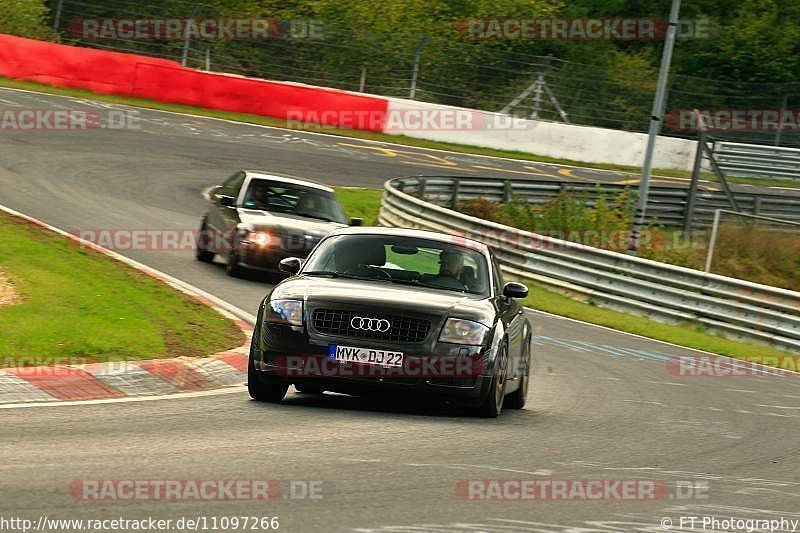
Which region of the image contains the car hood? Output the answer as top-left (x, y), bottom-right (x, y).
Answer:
top-left (271, 276), bottom-right (497, 326)
top-left (238, 209), bottom-right (346, 236)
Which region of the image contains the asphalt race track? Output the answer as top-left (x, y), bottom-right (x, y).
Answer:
top-left (2, 88), bottom-right (800, 533)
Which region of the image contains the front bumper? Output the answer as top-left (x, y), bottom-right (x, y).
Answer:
top-left (253, 320), bottom-right (495, 405)
top-left (238, 247), bottom-right (303, 272)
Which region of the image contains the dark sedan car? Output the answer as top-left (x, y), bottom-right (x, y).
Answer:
top-left (196, 170), bottom-right (361, 276)
top-left (248, 227), bottom-right (532, 417)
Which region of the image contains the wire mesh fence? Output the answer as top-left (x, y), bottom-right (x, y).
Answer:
top-left (42, 0), bottom-right (800, 147)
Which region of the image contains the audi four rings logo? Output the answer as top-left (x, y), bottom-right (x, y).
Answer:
top-left (350, 316), bottom-right (391, 332)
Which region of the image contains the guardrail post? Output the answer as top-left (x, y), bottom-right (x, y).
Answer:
top-left (417, 177), bottom-right (427, 199)
top-left (450, 179), bottom-right (460, 208)
top-left (503, 180), bottom-right (513, 203)
top-left (754, 196), bottom-right (762, 216)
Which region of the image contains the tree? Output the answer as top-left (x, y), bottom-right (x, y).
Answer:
top-left (0, 0), bottom-right (51, 39)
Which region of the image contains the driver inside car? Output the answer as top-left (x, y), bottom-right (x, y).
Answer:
top-left (424, 249), bottom-right (466, 291)
top-left (244, 182), bottom-right (270, 209)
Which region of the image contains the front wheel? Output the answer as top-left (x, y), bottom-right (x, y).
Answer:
top-left (226, 251), bottom-right (245, 278)
top-left (504, 335), bottom-right (531, 410)
top-left (247, 328), bottom-right (288, 403)
top-left (196, 221), bottom-right (215, 263)
top-left (475, 343), bottom-right (508, 418)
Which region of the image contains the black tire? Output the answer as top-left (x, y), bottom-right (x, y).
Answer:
top-left (475, 342), bottom-right (508, 418)
top-left (226, 251), bottom-right (244, 278)
top-left (247, 325), bottom-right (288, 403)
top-left (504, 337), bottom-right (530, 410)
top-left (195, 221), bottom-right (215, 263)
top-left (294, 383), bottom-right (324, 394)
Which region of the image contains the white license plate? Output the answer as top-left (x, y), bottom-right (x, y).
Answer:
top-left (329, 345), bottom-right (404, 367)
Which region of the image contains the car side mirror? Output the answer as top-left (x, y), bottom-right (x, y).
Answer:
top-left (502, 281), bottom-right (528, 299)
top-left (219, 195), bottom-right (236, 207)
top-left (278, 257), bottom-right (302, 274)
top-left (349, 217), bottom-right (363, 227)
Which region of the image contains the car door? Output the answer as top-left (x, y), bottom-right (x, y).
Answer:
top-left (207, 171), bottom-right (245, 253)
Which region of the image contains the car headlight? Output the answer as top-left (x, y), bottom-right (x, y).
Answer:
top-left (267, 299), bottom-right (303, 326)
top-left (244, 230), bottom-right (273, 248)
top-left (439, 318), bottom-right (489, 345)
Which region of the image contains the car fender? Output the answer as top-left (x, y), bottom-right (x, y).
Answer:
top-left (484, 320), bottom-right (506, 376)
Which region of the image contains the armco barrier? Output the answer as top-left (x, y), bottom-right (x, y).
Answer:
top-left (0, 34), bottom-right (388, 131)
top-left (414, 176), bottom-right (800, 228)
top-left (378, 176), bottom-right (800, 352)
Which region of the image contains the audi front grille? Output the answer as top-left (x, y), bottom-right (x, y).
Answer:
top-left (311, 309), bottom-right (431, 343)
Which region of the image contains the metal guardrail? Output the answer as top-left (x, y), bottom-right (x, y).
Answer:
top-left (379, 176), bottom-right (800, 352)
top-left (411, 176), bottom-right (800, 229)
top-left (712, 142), bottom-right (800, 181)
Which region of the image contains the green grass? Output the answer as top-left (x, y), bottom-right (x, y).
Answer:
top-left (0, 212), bottom-right (244, 362)
top-left (3, 75), bottom-right (793, 188)
top-left (335, 187), bottom-right (384, 226)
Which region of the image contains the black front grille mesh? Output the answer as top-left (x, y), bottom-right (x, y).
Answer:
top-left (312, 309), bottom-right (431, 343)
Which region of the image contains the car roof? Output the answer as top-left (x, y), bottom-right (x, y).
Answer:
top-left (328, 226), bottom-right (489, 253)
top-left (243, 171), bottom-right (334, 192)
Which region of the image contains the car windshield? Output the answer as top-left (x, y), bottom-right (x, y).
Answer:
top-left (302, 234), bottom-right (490, 296)
top-left (241, 178), bottom-right (346, 224)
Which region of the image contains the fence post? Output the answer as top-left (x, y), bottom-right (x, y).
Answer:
top-left (683, 115), bottom-right (705, 240)
top-left (409, 36), bottom-right (429, 100)
top-left (704, 209), bottom-right (722, 273)
top-left (359, 66), bottom-right (367, 92)
top-left (52, 0), bottom-right (64, 32)
top-left (181, 5), bottom-right (199, 67)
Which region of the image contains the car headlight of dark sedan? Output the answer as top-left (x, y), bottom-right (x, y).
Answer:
top-left (439, 318), bottom-right (489, 345)
top-left (267, 299), bottom-right (303, 326)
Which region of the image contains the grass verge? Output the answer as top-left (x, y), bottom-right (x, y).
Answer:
top-left (0, 211), bottom-right (244, 362)
top-left (3, 76), bottom-right (793, 188)
top-left (335, 187), bottom-right (384, 226)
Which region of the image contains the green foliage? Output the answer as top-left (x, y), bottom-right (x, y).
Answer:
top-left (459, 188), bottom-right (636, 252)
top-left (1, 0), bottom-right (51, 39)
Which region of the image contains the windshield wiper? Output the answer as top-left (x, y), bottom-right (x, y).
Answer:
top-left (303, 271), bottom-right (380, 282)
top-left (304, 270), bottom-right (341, 277)
top-left (415, 281), bottom-right (469, 293)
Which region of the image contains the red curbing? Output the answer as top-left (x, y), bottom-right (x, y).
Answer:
top-left (7, 367), bottom-right (126, 401)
